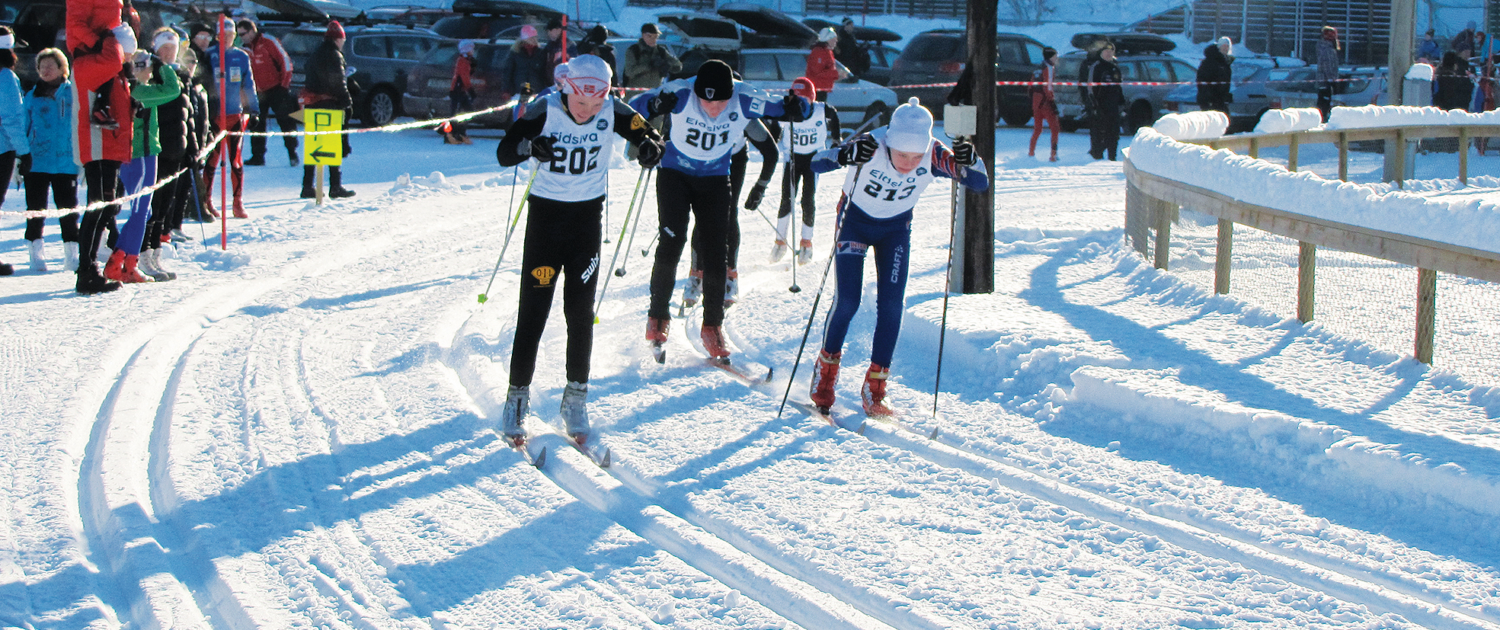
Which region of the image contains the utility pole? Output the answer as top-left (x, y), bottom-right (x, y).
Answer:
top-left (963, 0), bottom-right (996, 294)
top-left (1389, 0), bottom-right (1416, 105)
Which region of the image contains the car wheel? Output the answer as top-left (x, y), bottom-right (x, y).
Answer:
top-left (363, 88), bottom-right (399, 127)
top-left (1125, 101), bottom-right (1154, 133)
top-left (861, 102), bottom-right (891, 134)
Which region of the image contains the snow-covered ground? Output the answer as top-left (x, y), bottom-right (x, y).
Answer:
top-left (2, 122), bottom-right (1500, 629)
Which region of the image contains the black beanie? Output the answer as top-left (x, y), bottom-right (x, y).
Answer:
top-left (694, 59), bottom-right (733, 101)
top-left (188, 22), bottom-right (213, 41)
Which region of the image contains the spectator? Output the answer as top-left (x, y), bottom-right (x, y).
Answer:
top-left (805, 27), bottom-right (843, 101)
top-left (542, 17), bottom-right (575, 82)
top-left (1028, 47), bottom-right (1058, 161)
top-left (444, 40), bottom-right (476, 145)
top-left (499, 24), bottom-right (546, 98)
top-left (68, 0), bottom-right (137, 295)
top-left (0, 26), bottom-right (27, 277)
top-left (182, 26), bottom-right (216, 222)
top-left (1435, 51), bottom-right (1475, 111)
top-left (1087, 42), bottom-right (1122, 161)
top-left (622, 23), bottom-right (680, 89)
top-left (299, 20), bottom-right (354, 199)
top-left (1417, 29), bottom-right (1441, 63)
top-left (206, 24), bottom-right (258, 218)
top-left (1452, 22), bottom-right (1478, 53)
top-left (23, 48), bottom-right (80, 273)
top-left (238, 19), bottom-right (299, 167)
top-left (68, 0), bottom-right (135, 130)
top-left (834, 17), bottom-right (867, 78)
top-left (141, 27), bottom-right (188, 281)
top-left (1196, 36), bottom-right (1233, 114)
top-left (577, 25), bottom-right (616, 82)
top-left (112, 47), bottom-right (180, 284)
top-left (1316, 26), bottom-right (1341, 121)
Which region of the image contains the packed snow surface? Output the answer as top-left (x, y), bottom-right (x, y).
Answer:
top-left (2, 121), bottom-right (1500, 629)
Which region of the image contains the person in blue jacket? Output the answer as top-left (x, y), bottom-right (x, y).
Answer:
top-left (23, 48), bottom-right (81, 273)
top-left (0, 26), bottom-right (30, 276)
top-left (206, 31), bottom-right (258, 218)
top-left (632, 59), bottom-right (810, 362)
top-left (806, 97), bottom-right (988, 417)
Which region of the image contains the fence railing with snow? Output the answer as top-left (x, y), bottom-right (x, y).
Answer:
top-left (1124, 108), bottom-right (1500, 366)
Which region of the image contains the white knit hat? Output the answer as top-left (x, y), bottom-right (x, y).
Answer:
top-left (1217, 36), bottom-right (1233, 55)
top-left (884, 97), bottom-right (933, 153)
top-left (818, 27), bottom-right (837, 43)
top-left (458, 39), bottom-right (476, 55)
top-left (562, 54), bottom-right (611, 97)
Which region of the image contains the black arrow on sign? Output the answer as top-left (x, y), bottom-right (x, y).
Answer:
top-left (311, 149), bottom-right (337, 160)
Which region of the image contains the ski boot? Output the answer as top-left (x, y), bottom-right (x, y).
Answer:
top-left (861, 364), bottom-right (895, 417)
top-left (723, 269), bottom-right (738, 309)
top-left (28, 240), bottom-right (46, 272)
top-left (62, 242), bottom-right (79, 271)
top-left (769, 239), bottom-right (789, 263)
top-left (0, 260), bottom-right (11, 276)
top-left (500, 385), bottom-right (529, 446)
top-left (682, 269), bottom-right (703, 308)
top-left (797, 238), bottom-right (814, 265)
top-left (288, 147), bottom-right (299, 167)
top-left (646, 317), bottom-right (669, 363)
top-left (75, 262), bottom-right (120, 295)
top-left (809, 350), bottom-right (840, 413)
top-left (700, 325), bottom-right (730, 362)
top-left (232, 199), bottom-right (249, 219)
top-left (560, 381), bottom-right (590, 444)
top-left (139, 249), bottom-right (175, 282)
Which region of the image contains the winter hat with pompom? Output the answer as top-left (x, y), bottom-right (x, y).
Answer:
top-left (324, 20), bottom-right (344, 40)
top-left (818, 27), bottom-right (838, 43)
top-left (884, 97), bottom-right (933, 153)
top-left (458, 39), bottom-right (476, 56)
top-left (562, 54), bottom-right (611, 97)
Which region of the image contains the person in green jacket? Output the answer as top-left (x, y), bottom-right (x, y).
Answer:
top-left (106, 46), bottom-right (181, 284)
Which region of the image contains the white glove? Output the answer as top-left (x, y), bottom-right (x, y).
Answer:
top-left (111, 24), bottom-right (137, 55)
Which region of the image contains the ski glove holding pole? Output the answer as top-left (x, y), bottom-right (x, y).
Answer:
top-left (636, 138), bottom-right (663, 168)
top-left (744, 180), bottom-right (767, 210)
top-left (952, 140), bottom-right (977, 166)
top-left (519, 135), bottom-right (558, 161)
top-left (648, 91), bottom-right (678, 118)
top-left (838, 135), bottom-right (878, 166)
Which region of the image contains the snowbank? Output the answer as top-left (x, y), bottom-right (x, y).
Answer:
top-left (1326, 104), bottom-right (1500, 129)
top-left (1252, 107), bottom-right (1322, 134)
top-left (1127, 128), bottom-right (1500, 256)
top-left (1151, 111), bottom-right (1227, 141)
top-left (1405, 63), bottom-right (1435, 81)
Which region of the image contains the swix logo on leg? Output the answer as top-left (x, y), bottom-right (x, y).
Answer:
top-left (836, 241), bottom-right (868, 256)
top-left (581, 256), bottom-right (598, 283)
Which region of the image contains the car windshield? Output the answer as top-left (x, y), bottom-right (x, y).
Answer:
top-left (904, 33), bottom-right (962, 61)
top-left (282, 32), bottom-right (323, 57)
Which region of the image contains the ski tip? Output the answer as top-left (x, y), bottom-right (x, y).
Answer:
top-left (929, 428), bottom-right (939, 440)
top-left (856, 422), bottom-right (867, 435)
top-left (600, 448), bottom-right (612, 468)
top-left (534, 447), bottom-right (547, 468)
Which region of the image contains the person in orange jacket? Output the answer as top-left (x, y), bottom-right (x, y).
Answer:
top-left (444, 39), bottom-right (476, 144)
top-left (67, 0), bottom-right (137, 294)
top-left (804, 27), bottom-right (844, 102)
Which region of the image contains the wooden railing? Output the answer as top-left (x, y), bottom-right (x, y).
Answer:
top-left (1123, 124), bottom-right (1500, 364)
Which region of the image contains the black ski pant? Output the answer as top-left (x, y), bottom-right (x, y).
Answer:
top-left (145, 155), bottom-right (184, 250)
top-left (1091, 105), bottom-right (1121, 160)
top-left (1317, 82), bottom-right (1334, 122)
top-left (24, 173), bottom-right (80, 242)
top-left (692, 147), bottom-right (747, 273)
top-left (78, 160), bottom-right (123, 271)
top-left (250, 86), bottom-right (299, 159)
top-left (651, 168), bottom-right (730, 326)
top-left (510, 194), bottom-right (603, 387)
top-left (778, 152), bottom-right (816, 237)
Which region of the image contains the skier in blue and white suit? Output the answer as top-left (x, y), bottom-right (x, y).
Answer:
top-left (633, 59), bottom-right (811, 361)
top-left (807, 97), bottom-right (988, 417)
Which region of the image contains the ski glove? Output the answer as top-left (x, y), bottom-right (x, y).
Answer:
top-left (649, 91), bottom-right (678, 118)
top-left (781, 91), bottom-right (809, 122)
top-left (637, 138), bottom-right (663, 168)
top-left (112, 24), bottom-right (137, 55)
top-left (838, 134), bottom-right (878, 166)
top-left (953, 140), bottom-right (976, 166)
top-left (744, 180), bottom-right (768, 210)
top-left (524, 135), bottom-right (558, 161)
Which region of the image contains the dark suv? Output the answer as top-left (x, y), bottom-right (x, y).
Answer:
top-left (281, 24), bottom-right (448, 125)
top-left (2, 0), bottom-right (196, 85)
top-left (888, 29), bottom-right (1046, 125)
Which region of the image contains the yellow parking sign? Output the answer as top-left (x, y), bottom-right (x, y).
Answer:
top-left (303, 108), bottom-right (343, 166)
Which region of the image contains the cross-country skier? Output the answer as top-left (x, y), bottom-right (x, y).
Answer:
top-left (772, 77), bottom-right (839, 265)
top-left (493, 54), bottom-right (664, 446)
top-left (635, 59), bottom-right (810, 361)
top-left (682, 117), bottom-right (778, 310)
top-left (808, 97), bottom-right (988, 416)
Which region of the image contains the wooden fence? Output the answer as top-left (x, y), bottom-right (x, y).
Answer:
top-left (1123, 125), bottom-right (1500, 364)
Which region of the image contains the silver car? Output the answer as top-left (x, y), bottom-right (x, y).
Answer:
top-left (737, 48), bottom-right (898, 130)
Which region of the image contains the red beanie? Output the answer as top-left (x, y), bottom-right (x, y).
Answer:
top-left (325, 20), bottom-right (344, 40)
top-left (790, 77), bottom-right (816, 101)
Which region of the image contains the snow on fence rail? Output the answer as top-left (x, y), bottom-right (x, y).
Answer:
top-left (1123, 112), bottom-right (1500, 367)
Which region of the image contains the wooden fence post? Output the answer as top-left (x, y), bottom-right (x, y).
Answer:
top-left (1297, 241), bottom-right (1316, 322)
top-left (1394, 129), bottom-right (1407, 189)
top-left (1459, 126), bottom-right (1470, 186)
top-left (1248, 137), bottom-right (1259, 159)
top-left (1215, 219), bottom-right (1233, 294)
top-left (1415, 268), bottom-right (1437, 363)
top-left (1338, 132), bottom-right (1349, 181)
top-left (1287, 134), bottom-right (1299, 172)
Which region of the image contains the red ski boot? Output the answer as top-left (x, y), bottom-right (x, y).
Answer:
top-left (809, 350), bottom-right (840, 412)
top-left (102, 249), bottom-right (126, 282)
top-left (700, 325), bottom-right (730, 360)
top-left (861, 364), bottom-right (895, 417)
top-left (646, 317), bottom-right (669, 363)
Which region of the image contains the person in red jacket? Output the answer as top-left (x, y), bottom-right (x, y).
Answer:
top-left (444, 39), bottom-right (476, 144)
top-left (1028, 47), bottom-right (1059, 161)
top-left (804, 27), bottom-right (843, 102)
top-left (68, 0), bottom-right (137, 294)
top-left (237, 19), bottom-right (299, 166)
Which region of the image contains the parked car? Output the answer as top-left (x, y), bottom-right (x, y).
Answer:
top-left (861, 44), bottom-right (902, 86)
top-left (1162, 64), bottom-right (1387, 132)
top-left (800, 18), bottom-right (901, 85)
top-left (736, 48), bottom-right (898, 131)
top-left (282, 24), bottom-right (449, 125)
top-left (403, 39), bottom-right (524, 128)
top-left (430, 0), bottom-right (563, 40)
top-left (887, 29), bottom-right (1047, 124)
top-left (1053, 33), bottom-right (1196, 133)
top-left (354, 5), bottom-right (456, 28)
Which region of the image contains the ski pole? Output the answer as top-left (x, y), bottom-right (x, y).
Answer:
top-left (478, 165), bottom-right (540, 303)
top-left (187, 164), bottom-right (209, 246)
top-left (778, 163), bottom-right (861, 419)
top-left (640, 229), bottom-right (659, 257)
top-left (616, 167), bottom-right (654, 276)
top-left (593, 166), bottom-right (651, 322)
top-left (933, 175), bottom-right (959, 421)
top-left (603, 180), bottom-right (612, 243)
top-left (787, 169), bottom-right (800, 293)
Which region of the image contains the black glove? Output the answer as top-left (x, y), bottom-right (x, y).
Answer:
top-left (744, 180), bottom-right (767, 210)
top-left (650, 91), bottom-right (678, 117)
top-left (17, 153), bottom-right (30, 176)
top-left (636, 138), bottom-right (663, 168)
top-left (838, 135), bottom-right (878, 166)
top-left (952, 140), bottom-right (976, 166)
top-left (781, 90), bottom-right (808, 122)
top-left (525, 134), bottom-right (557, 161)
